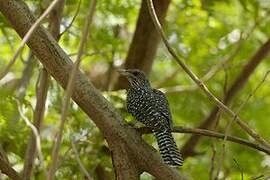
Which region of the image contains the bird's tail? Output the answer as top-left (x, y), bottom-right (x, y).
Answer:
top-left (154, 130), bottom-right (183, 166)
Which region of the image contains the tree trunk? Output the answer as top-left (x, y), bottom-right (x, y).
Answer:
top-left (113, 0), bottom-right (170, 90)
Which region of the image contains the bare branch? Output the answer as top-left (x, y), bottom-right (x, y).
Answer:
top-left (0, 1), bottom-right (183, 179)
top-left (209, 143), bottom-right (216, 180)
top-left (0, 157), bottom-right (21, 180)
top-left (139, 126), bottom-right (270, 155)
top-left (16, 100), bottom-right (46, 176)
top-left (232, 159), bottom-right (244, 180)
top-left (59, 0), bottom-right (82, 38)
top-left (217, 68), bottom-right (270, 175)
top-left (48, 0), bottom-right (97, 179)
top-left (71, 137), bottom-right (93, 180)
top-left (113, 0), bottom-right (170, 90)
top-left (182, 38), bottom-right (270, 158)
top-left (23, 0), bottom-right (65, 178)
top-left (0, 0), bottom-right (63, 80)
top-left (146, 0), bottom-right (270, 149)
top-left (23, 68), bottom-right (50, 179)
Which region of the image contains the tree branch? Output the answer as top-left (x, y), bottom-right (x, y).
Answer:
top-left (145, 0), bottom-right (270, 150)
top-left (181, 38), bottom-right (270, 157)
top-left (71, 137), bottom-right (93, 180)
top-left (48, 0), bottom-right (96, 179)
top-left (23, 0), bottom-right (65, 178)
top-left (16, 100), bottom-right (46, 175)
top-left (59, 0), bottom-right (81, 38)
top-left (113, 0), bottom-right (170, 90)
top-left (0, 0), bottom-right (183, 179)
top-left (0, 157), bottom-right (21, 180)
top-left (22, 68), bottom-right (50, 179)
top-left (138, 126), bottom-right (270, 155)
top-left (0, 0), bottom-right (63, 80)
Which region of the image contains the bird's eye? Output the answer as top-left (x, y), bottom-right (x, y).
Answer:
top-left (133, 71), bottom-right (139, 76)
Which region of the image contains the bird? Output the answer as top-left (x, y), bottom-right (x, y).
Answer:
top-left (118, 69), bottom-right (183, 167)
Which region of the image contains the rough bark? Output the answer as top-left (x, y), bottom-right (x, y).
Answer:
top-left (23, 1), bottom-right (64, 178)
top-left (111, 142), bottom-right (141, 180)
top-left (113, 0), bottom-right (170, 90)
top-left (181, 39), bottom-right (270, 157)
top-left (0, 1), bottom-right (183, 179)
top-left (0, 157), bottom-right (21, 180)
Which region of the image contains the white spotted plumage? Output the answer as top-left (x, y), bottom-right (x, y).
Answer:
top-left (121, 69), bottom-right (183, 166)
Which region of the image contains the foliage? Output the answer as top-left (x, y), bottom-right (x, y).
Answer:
top-left (0, 0), bottom-right (270, 179)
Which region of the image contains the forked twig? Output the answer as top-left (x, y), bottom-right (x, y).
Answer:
top-left (0, 0), bottom-right (63, 80)
top-left (146, 0), bottom-right (270, 150)
top-left (47, 0), bottom-right (97, 179)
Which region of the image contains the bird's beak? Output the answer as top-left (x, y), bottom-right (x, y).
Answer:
top-left (117, 69), bottom-right (130, 77)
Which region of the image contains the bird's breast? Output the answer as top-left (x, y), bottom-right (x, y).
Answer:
top-left (126, 89), bottom-right (155, 121)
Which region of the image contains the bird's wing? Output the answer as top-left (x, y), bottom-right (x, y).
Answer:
top-left (152, 89), bottom-right (173, 129)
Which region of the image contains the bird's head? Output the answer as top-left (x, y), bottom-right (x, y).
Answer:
top-left (118, 69), bottom-right (150, 88)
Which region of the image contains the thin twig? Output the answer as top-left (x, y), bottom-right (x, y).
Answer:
top-left (139, 126), bottom-right (270, 155)
top-left (15, 99), bottom-right (46, 176)
top-left (209, 109), bottom-right (222, 180)
top-left (214, 65), bottom-right (229, 179)
top-left (71, 137), bottom-right (93, 180)
top-left (23, 0), bottom-right (64, 178)
top-left (59, 0), bottom-right (82, 38)
top-left (156, 14), bottom-right (256, 93)
top-left (233, 158), bottom-right (244, 180)
top-left (23, 68), bottom-right (50, 179)
top-left (250, 175), bottom-right (265, 180)
top-left (47, 0), bottom-right (97, 179)
top-left (146, 0), bottom-right (270, 149)
top-left (209, 143), bottom-right (216, 180)
top-left (0, 0), bottom-right (63, 81)
top-left (217, 69), bottom-right (270, 176)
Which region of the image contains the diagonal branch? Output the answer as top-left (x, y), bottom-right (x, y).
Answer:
top-left (0, 1), bottom-right (183, 179)
top-left (145, 0), bottom-right (270, 150)
top-left (181, 38), bottom-right (270, 157)
top-left (0, 0), bottom-right (63, 80)
top-left (23, 1), bottom-right (65, 178)
top-left (22, 68), bottom-right (50, 179)
top-left (48, 0), bottom-right (96, 179)
top-left (138, 126), bottom-right (270, 155)
top-left (71, 137), bottom-right (93, 180)
top-left (59, 0), bottom-right (81, 38)
top-left (113, 0), bottom-right (170, 90)
top-left (0, 157), bottom-right (21, 180)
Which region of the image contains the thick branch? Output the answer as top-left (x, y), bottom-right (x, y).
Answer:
top-left (113, 0), bottom-right (170, 89)
top-left (111, 143), bottom-right (141, 180)
top-left (48, 0), bottom-right (95, 178)
top-left (181, 38), bottom-right (270, 157)
top-left (23, 1), bottom-right (64, 178)
top-left (0, 0), bottom-right (62, 80)
top-left (146, 0), bottom-right (270, 151)
top-left (0, 157), bottom-right (21, 180)
top-left (0, 1), bottom-right (182, 179)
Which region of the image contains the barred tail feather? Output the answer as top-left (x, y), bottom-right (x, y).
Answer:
top-left (154, 130), bottom-right (183, 166)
